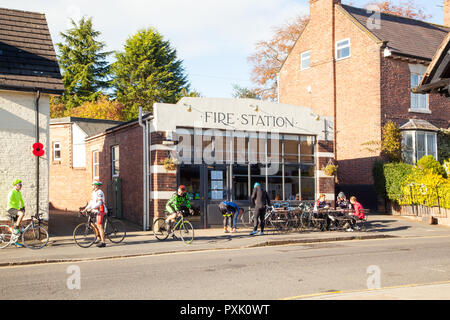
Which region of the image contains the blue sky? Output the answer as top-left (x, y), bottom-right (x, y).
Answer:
top-left (1, 0), bottom-right (445, 98)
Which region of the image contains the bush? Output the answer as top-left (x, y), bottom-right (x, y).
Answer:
top-left (383, 162), bottom-right (413, 202)
top-left (416, 155), bottom-right (446, 177)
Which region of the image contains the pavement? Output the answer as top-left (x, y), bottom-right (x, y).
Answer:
top-left (1, 210), bottom-right (450, 269)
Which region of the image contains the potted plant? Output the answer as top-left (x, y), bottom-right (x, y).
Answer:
top-left (160, 157), bottom-right (178, 171)
top-left (322, 160), bottom-right (338, 176)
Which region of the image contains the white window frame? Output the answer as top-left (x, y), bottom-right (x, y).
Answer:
top-left (410, 73), bottom-right (429, 113)
top-left (401, 130), bottom-right (437, 164)
top-left (92, 150), bottom-right (100, 180)
top-left (300, 51), bottom-right (311, 70)
top-left (111, 145), bottom-right (120, 178)
top-left (53, 141), bottom-right (61, 161)
top-left (336, 38), bottom-right (351, 61)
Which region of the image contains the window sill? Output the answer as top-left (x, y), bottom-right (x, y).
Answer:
top-left (52, 161), bottom-right (61, 165)
top-left (408, 108), bottom-right (431, 114)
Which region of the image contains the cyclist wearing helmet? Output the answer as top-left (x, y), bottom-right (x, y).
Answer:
top-left (165, 185), bottom-right (193, 231)
top-left (7, 179), bottom-right (25, 235)
top-left (83, 180), bottom-right (108, 247)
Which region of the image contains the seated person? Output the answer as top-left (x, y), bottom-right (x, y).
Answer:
top-left (346, 196), bottom-right (365, 231)
top-left (336, 192), bottom-right (351, 211)
top-left (313, 194), bottom-right (329, 218)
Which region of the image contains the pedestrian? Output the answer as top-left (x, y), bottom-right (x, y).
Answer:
top-left (250, 183), bottom-right (270, 236)
top-left (219, 201), bottom-right (244, 233)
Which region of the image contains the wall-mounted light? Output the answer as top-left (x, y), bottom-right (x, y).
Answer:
top-left (184, 103), bottom-right (192, 112)
top-left (307, 85), bottom-right (312, 94)
top-left (250, 104), bottom-right (259, 112)
top-left (310, 112), bottom-right (320, 121)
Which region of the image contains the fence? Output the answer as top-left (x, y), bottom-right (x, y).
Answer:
top-left (390, 184), bottom-right (449, 219)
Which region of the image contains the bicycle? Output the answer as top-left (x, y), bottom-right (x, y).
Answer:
top-left (73, 207), bottom-right (126, 248)
top-left (153, 208), bottom-right (194, 244)
top-left (0, 211), bottom-right (49, 249)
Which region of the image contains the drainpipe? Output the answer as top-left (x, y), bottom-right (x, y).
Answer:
top-left (139, 107), bottom-right (148, 231)
top-left (332, 0), bottom-right (337, 160)
top-left (145, 117), bottom-right (151, 230)
top-left (35, 89), bottom-right (41, 218)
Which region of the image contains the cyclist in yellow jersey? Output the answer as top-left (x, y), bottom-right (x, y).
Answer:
top-left (6, 179), bottom-right (25, 235)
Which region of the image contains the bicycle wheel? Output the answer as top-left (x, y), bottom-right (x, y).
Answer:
top-left (22, 225), bottom-right (49, 249)
top-left (153, 218), bottom-right (170, 241)
top-left (105, 219), bottom-right (126, 243)
top-left (178, 220), bottom-right (194, 244)
top-left (240, 210), bottom-right (254, 228)
top-left (0, 225), bottom-right (13, 249)
top-left (73, 223), bottom-right (97, 248)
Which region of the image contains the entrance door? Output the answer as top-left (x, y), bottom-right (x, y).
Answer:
top-left (204, 164), bottom-right (229, 227)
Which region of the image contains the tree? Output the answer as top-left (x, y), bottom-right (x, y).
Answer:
top-left (56, 17), bottom-right (112, 111)
top-left (231, 84), bottom-right (261, 99)
top-left (248, 15), bottom-right (309, 101)
top-left (380, 120), bottom-right (402, 162)
top-left (112, 28), bottom-right (189, 120)
top-left (365, 0), bottom-right (432, 20)
top-left (69, 95), bottom-right (126, 121)
top-left (248, 1), bottom-right (432, 101)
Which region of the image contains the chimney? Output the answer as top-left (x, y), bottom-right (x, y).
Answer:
top-left (445, 0), bottom-right (450, 26)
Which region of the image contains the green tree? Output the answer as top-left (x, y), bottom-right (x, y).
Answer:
top-left (112, 28), bottom-right (189, 120)
top-left (56, 17), bottom-right (112, 110)
top-left (231, 84), bottom-right (261, 99)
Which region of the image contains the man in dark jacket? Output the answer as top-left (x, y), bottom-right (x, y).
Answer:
top-left (250, 183), bottom-right (270, 235)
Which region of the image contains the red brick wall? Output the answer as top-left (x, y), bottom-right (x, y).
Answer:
top-left (279, 1), bottom-right (382, 186)
top-left (49, 124), bottom-right (91, 211)
top-left (381, 58), bottom-right (450, 130)
top-left (86, 124), bottom-right (144, 226)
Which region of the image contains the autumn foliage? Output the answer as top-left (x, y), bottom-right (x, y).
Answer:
top-left (248, 0), bottom-right (432, 101)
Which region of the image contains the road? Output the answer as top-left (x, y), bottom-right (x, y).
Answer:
top-left (1, 235), bottom-right (450, 300)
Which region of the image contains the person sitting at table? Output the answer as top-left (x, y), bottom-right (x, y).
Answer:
top-left (346, 196), bottom-right (366, 232)
top-left (313, 194), bottom-right (328, 212)
top-left (336, 192), bottom-right (351, 210)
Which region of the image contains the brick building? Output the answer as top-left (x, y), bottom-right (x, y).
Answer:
top-left (0, 8), bottom-right (63, 221)
top-left (54, 98), bottom-right (335, 229)
top-left (278, 0), bottom-right (450, 210)
top-left (49, 117), bottom-right (123, 211)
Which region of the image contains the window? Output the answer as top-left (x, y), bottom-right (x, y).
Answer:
top-left (336, 39), bottom-right (351, 60)
top-left (53, 142), bottom-right (61, 161)
top-left (111, 146), bottom-right (119, 177)
top-left (301, 51), bottom-right (310, 70)
top-left (410, 73), bottom-right (429, 111)
top-left (92, 151), bottom-right (99, 180)
top-left (401, 131), bottom-right (437, 164)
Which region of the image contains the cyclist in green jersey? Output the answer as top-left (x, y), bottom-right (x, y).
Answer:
top-left (6, 179), bottom-right (25, 235)
top-left (165, 185), bottom-right (194, 230)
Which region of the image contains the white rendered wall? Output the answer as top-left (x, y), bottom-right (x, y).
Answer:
top-left (0, 90), bottom-right (50, 220)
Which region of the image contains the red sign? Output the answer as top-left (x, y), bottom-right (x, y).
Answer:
top-left (32, 142), bottom-right (45, 157)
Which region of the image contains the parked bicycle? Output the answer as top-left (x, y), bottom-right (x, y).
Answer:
top-left (0, 212), bottom-right (49, 249)
top-left (153, 207), bottom-right (194, 244)
top-left (73, 206), bottom-right (126, 248)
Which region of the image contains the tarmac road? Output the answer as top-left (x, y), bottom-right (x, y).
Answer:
top-left (2, 235), bottom-right (450, 300)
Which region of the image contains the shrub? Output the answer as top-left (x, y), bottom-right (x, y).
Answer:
top-left (383, 162), bottom-right (413, 202)
top-left (416, 155), bottom-right (446, 177)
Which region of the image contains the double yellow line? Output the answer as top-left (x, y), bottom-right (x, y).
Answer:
top-left (282, 279), bottom-right (450, 300)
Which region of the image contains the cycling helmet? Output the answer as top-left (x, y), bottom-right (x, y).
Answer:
top-left (92, 180), bottom-right (103, 186)
top-left (253, 182), bottom-right (261, 188)
top-left (178, 185), bottom-right (186, 191)
top-left (12, 179), bottom-right (22, 186)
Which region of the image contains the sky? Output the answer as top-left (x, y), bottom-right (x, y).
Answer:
top-left (1, 0), bottom-right (446, 98)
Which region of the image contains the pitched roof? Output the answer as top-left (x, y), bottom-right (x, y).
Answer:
top-left (415, 32), bottom-right (450, 96)
top-left (50, 117), bottom-right (124, 137)
top-left (0, 7), bottom-right (63, 94)
top-left (341, 4), bottom-right (450, 61)
top-left (399, 119), bottom-right (439, 131)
